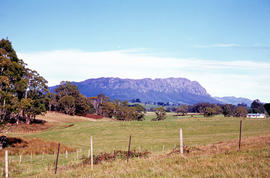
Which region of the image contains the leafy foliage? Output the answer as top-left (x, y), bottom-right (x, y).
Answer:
top-left (263, 103), bottom-right (270, 115)
top-left (233, 106), bottom-right (248, 117)
top-left (176, 104), bottom-right (188, 116)
top-left (59, 96), bottom-right (76, 115)
top-left (88, 96), bottom-right (145, 121)
top-left (0, 39), bottom-right (48, 124)
top-left (152, 107), bottom-right (166, 121)
top-left (222, 104), bottom-right (235, 117)
top-left (251, 99), bottom-right (265, 113)
top-left (51, 82), bottom-right (94, 116)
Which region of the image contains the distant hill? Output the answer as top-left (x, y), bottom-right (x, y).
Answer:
top-left (214, 96), bottom-right (253, 106)
top-left (50, 77), bottom-right (221, 105)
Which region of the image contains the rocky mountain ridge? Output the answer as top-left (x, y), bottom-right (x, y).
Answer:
top-left (64, 77), bottom-right (219, 104)
top-left (50, 77), bottom-right (253, 105)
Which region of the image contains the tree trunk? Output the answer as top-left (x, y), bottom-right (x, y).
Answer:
top-left (16, 115), bottom-right (19, 125)
top-left (26, 116), bottom-right (31, 124)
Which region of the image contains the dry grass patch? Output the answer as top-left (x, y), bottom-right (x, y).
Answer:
top-left (4, 112), bottom-right (110, 134)
top-left (0, 137), bottom-right (75, 156)
top-left (7, 123), bottom-right (54, 134)
top-left (37, 111), bottom-right (112, 123)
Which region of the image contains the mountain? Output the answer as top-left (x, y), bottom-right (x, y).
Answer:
top-left (50, 77), bottom-right (221, 105)
top-left (214, 96), bottom-right (253, 106)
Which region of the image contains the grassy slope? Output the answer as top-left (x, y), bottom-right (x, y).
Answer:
top-left (3, 112), bottom-right (270, 177)
top-left (36, 139), bottom-right (270, 178)
top-left (24, 112), bottom-right (270, 153)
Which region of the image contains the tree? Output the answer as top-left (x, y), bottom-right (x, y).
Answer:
top-left (135, 104), bottom-right (146, 113)
top-left (88, 102), bottom-right (96, 114)
top-left (0, 39), bottom-right (48, 124)
top-left (176, 104), bottom-right (188, 116)
top-left (58, 96), bottom-right (75, 115)
top-left (222, 104), bottom-right (235, 117)
top-left (192, 103), bottom-right (211, 113)
top-left (264, 103), bottom-right (270, 115)
top-left (0, 39), bottom-right (19, 62)
top-left (54, 81), bottom-right (80, 100)
top-left (88, 94), bottom-right (110, 115)
top-left (52, 82), bottom-right (93, 116)
top-left (202, 104), bottom-right (222, 117)
top-left (101, 101), bottom-right (115, 118)
top-left (251, 99), bottom-right (265, 113)
top-left (233, 106), bottom-right (248, 117)
top-left (19, 98), bottom-right (34, 124)
top-left (203, 107), bottom-right (216, 117)
top-left (75, 94), bottom-right (90, 116)
top-left (152, 107), bottom-right (166, 121)
top-left (134, 104), bottom-right (145, 121)
top-left (23, 69), bottom-right (49, 121)
top-left (99, 99), bottom-right (145, 121)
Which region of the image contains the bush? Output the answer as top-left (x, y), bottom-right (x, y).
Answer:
top-left (152, 107), bottom-right (166, 121)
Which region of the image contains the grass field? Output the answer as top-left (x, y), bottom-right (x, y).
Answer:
top-left (2, 111), bottom-right (270, 177)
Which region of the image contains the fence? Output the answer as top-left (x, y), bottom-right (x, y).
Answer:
top-left (2, 121), bottom-right (243, 177)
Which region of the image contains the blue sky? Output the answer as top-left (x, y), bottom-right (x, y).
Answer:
top-left (1, 0), bottom-right (270, 101)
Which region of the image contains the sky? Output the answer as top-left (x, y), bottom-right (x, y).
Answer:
top-left (1, 0), bottom-right (270, 101)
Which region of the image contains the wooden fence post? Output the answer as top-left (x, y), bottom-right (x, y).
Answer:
top-left (127, 135), bottom-right (131, 163)
top-left (239, 120), bottom-right (242, 150)
top-left (54, 143), bottom-right (60, 174)
top-left (90, 136), bottom-right (93, 170)
top-left (5, 150), bottom-right (8, 178)
top-left (180, 128), bottom-right (183, 154)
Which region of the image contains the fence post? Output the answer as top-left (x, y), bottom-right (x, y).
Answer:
top-left (5, 150), bottom-right (8, 178)
top-left (127, 135), bottom-right (131, 163)
top-left (239, 120), bottom-right (242, 150)
top-left (54, 143), bottom-right (60, 174)
top-left (90, 136), bottom-right (93, 170)
top-left (180, 128), bottom-right (183, 154)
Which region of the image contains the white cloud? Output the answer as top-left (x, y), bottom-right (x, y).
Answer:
top-left (18, 49), bottom-right (270, 102)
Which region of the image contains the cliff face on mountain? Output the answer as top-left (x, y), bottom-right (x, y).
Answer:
top-left (67, 77), bottom-right (219, 104)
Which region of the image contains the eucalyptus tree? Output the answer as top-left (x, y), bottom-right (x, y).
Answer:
top-left (0, 38), bottom-right (49, 124)
top-left (52, 81), bottom-right (93, 116)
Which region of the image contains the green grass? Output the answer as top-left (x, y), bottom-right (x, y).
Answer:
top-left (22, 113), bottom-right (270, 154)
top-left (36, 142), bottom-right (270, 178)
top-left (3, 112), bottom-right (270, 177)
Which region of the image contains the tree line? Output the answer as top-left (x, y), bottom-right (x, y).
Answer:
top-left (48, 83), bottom-right (146, 121)
top-left (0, 39), bottom-right (164, 122)
top-left (1, 38), bottom-right (269, 124)
top-left (176, 99), bottom-right (268, 117)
